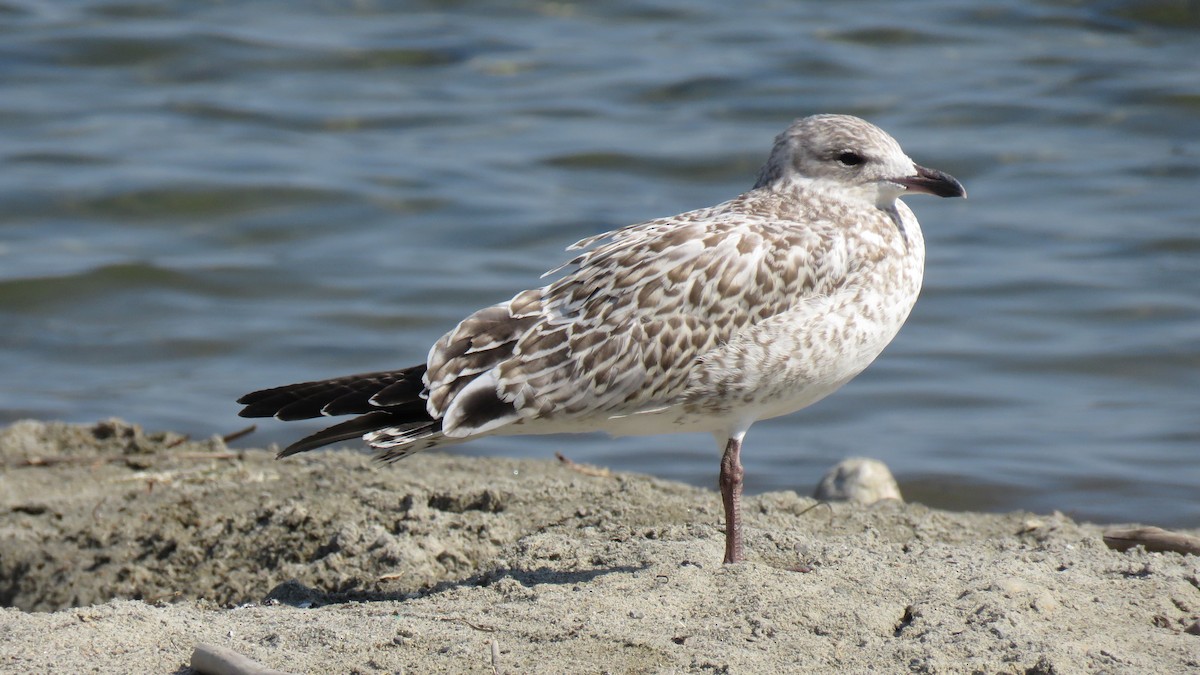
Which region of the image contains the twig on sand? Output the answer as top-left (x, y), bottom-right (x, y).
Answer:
top-left (221, 424), bottom-right (257, 444)
top-left (490, 639), bottom-right (503, 675)
top-left (1102, 526), bottom-right (1200, 556)
top-left (797, 501), bottom-right (834, 518)
top-left (554, 452), bottom-right (612, 478)
top-left (167, 424), bottom-right (258, 448)
top-left (439, 616), bottom-right (497, 632)
top-left (190, 643), bottom-right (294, 675)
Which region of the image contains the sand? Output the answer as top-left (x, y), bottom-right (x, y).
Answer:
top-left (1, 419), bottom-right (1197, 674)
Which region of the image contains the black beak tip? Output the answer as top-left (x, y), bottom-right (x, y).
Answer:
top-left (933, 175), bottom-right (967, 199)
top-left (937, 173), bottom-right (967, 199)
top-left (898, 164), bottom-right (966, 199)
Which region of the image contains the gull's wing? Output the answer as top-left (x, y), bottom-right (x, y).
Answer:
top-left (421, 191), bottom-right (854, 439)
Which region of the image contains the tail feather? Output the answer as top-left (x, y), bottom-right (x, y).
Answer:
top-left (237, 366), bottom-right (426, 420)
top-left (238, 364), bottom-right (438, 457)
top-left (277, 411), bottom-right (404, 458)
top-left (367, 422), bottom-right (456, 462)
top-left (368, 376), bottom-right (428, 408)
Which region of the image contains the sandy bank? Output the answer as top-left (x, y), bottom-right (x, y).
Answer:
top-left (1, 420), bottom-right (1197, 673)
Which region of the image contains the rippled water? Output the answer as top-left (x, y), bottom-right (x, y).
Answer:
top-left (2, 0), bottom-right (1198, 526)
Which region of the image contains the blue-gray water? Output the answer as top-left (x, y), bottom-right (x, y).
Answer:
top-left (2, 1), bottom-right (1197, 527)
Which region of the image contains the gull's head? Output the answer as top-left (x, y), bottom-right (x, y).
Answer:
top-left (754, 114), bottom-right (965, 207)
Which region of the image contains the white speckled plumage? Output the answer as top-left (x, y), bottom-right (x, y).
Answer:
top-left (238, 114), bottom-right (965, 563)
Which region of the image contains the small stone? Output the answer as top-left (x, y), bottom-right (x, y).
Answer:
top-left (813, 458), bottom-right (902, 504)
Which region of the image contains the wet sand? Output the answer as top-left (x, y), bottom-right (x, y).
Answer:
top-left (1, 420), bottom-right (1197, 673)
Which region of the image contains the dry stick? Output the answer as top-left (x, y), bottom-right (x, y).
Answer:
top-left (165, 435), bottom-right (190, 449)
top-left (1102, 526), bottom-right (1200, 556)
top-left (222, 424), bottom-right (257, 444)
top-left (190, 643), bottom-right (294, 675)
top-left (167, 423), bottom-right (258, 449)
top-left (554, 452), bottom-right (612, 478)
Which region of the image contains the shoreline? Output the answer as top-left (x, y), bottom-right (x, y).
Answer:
top-left (1, 420), bottom-right (1197, 673)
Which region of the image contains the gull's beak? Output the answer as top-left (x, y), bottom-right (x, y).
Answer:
top-left (893, 164), bottom-right (966, 198)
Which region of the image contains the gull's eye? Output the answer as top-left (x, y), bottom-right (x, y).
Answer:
top-left (836, 151), bottom-right (865, 167)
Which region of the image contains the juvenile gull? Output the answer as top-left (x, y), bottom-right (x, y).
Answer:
top-left (238, 114), bottom-right (965, 564)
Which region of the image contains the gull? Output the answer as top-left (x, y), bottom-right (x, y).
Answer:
top-left (237, 114), bottom-right (965, 564)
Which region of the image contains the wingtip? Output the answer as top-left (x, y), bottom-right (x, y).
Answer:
top-left (275, 444), bottom-right (306, 459)
top-left (274, 433), bottom-right (332, 459)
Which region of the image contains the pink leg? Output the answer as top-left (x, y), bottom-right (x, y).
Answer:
top-left (719, 435), bottom-right (745, 563)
